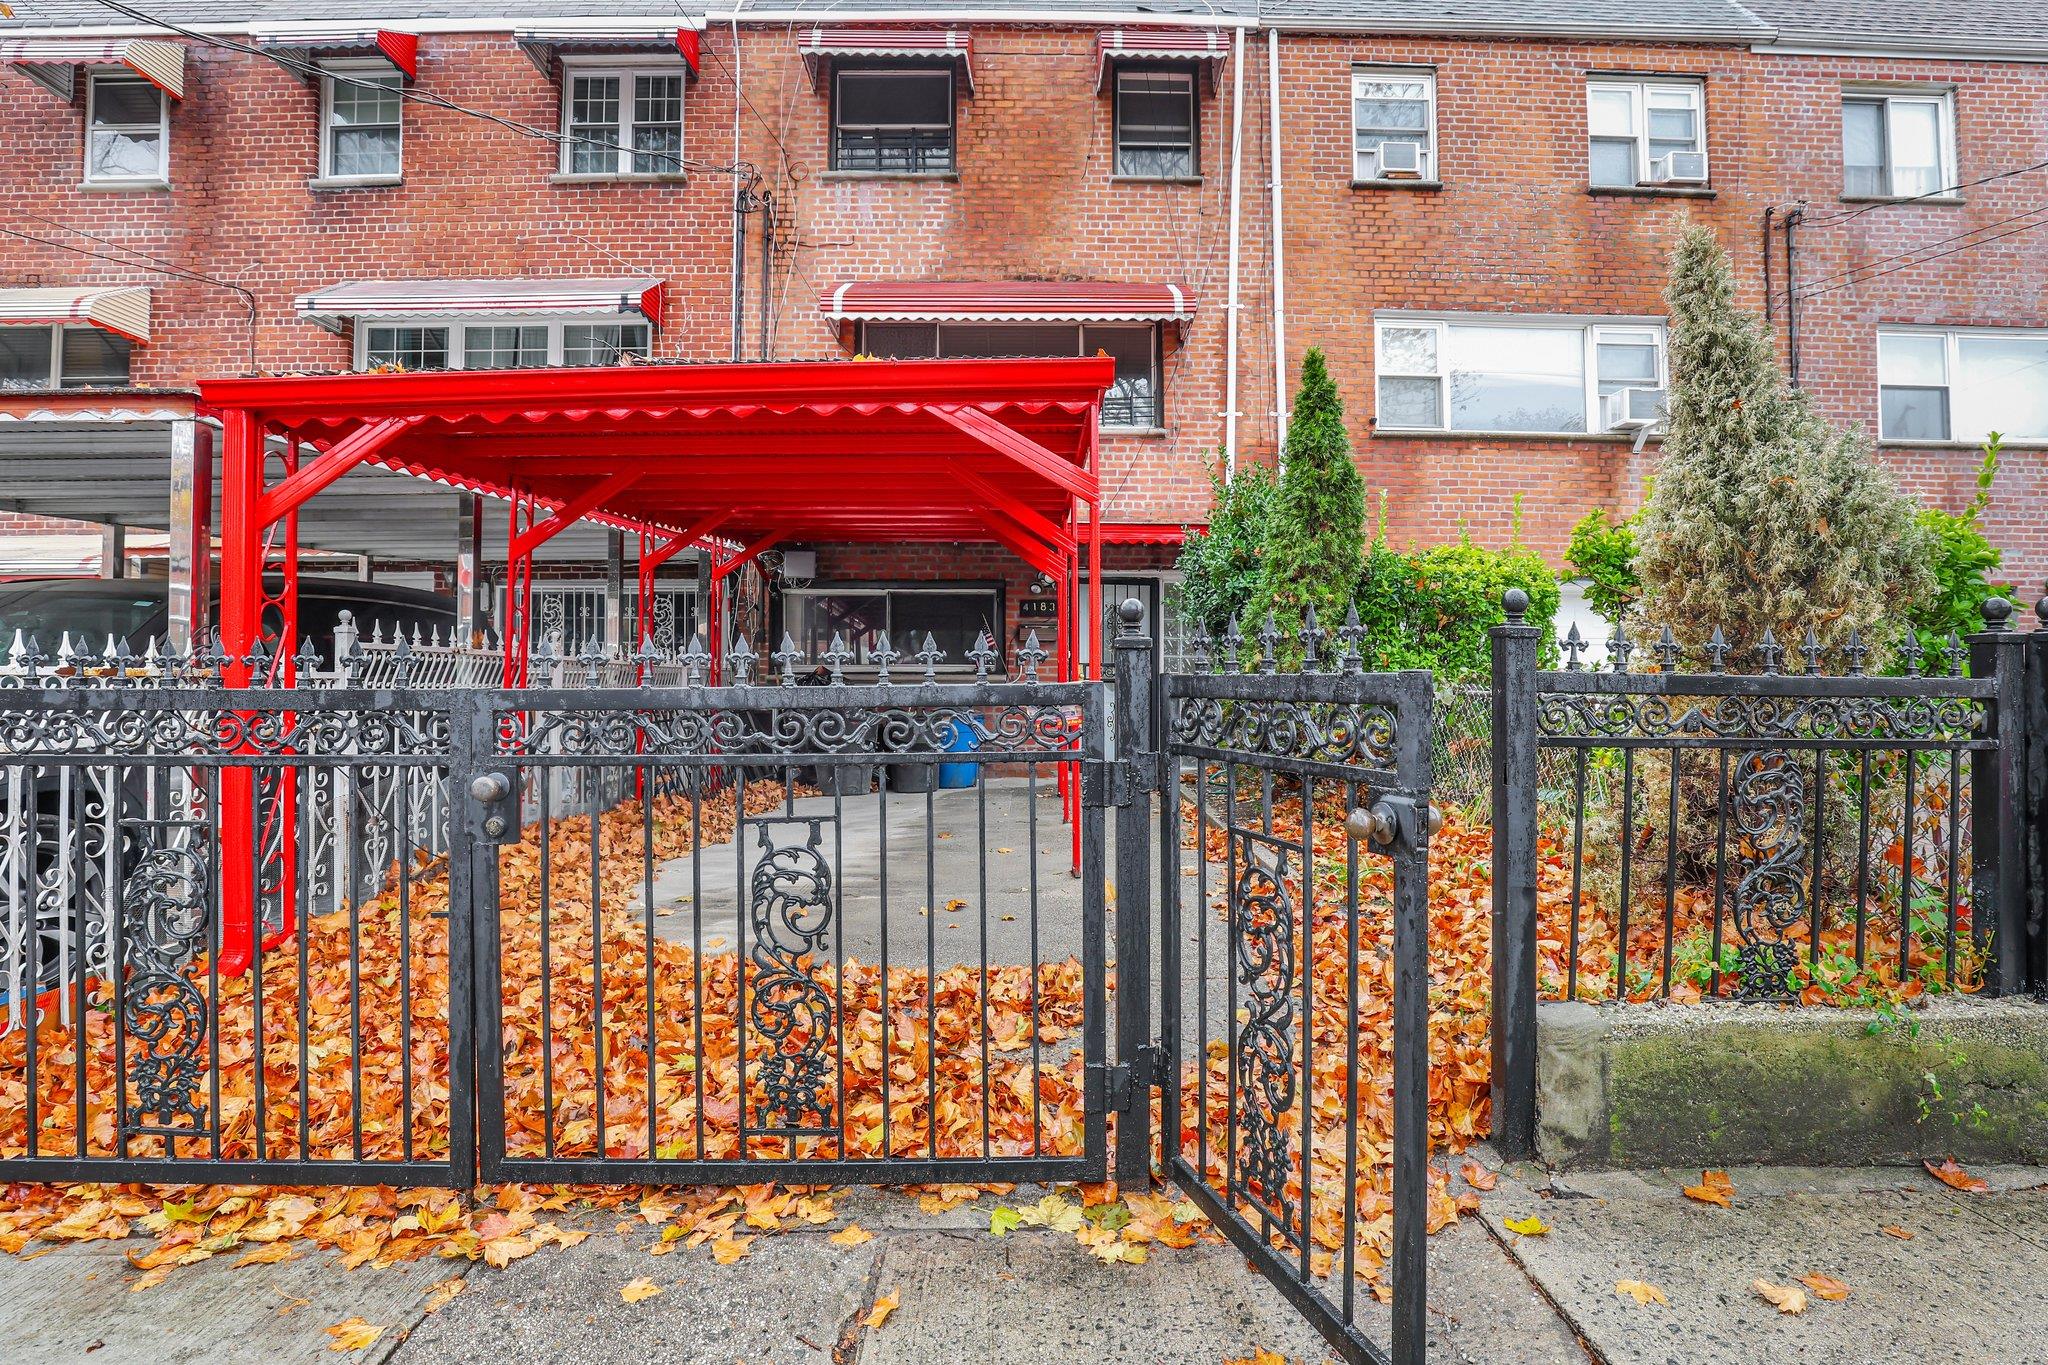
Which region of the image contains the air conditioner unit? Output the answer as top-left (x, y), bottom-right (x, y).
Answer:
top-left (1648, 150), bottom-right (1708, 185)
top-left (1602, 386), bottom-right (1666, 432)
top-left (1376, 141), bottom-right (1423, 177)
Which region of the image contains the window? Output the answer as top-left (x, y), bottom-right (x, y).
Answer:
top-left (1114, 69), bottom-right (1196, 178)
top-left (1375, 315), bottom-right (1667, 434)
top-left (1587, 78), bottom-right (1703, 187)
top-left (860, 321), bottom-right (1163, 429)
top-left (832, 66), bottom-right (954, 174)
top-left (0, 326), bottom-right (133, 391)
top-left (1352, 68), bottom-right (1435, 182)
top-left (1879, 328), bottom-right (2048, 442)
top-left (356, 317), bottom-right (651, 371)
top-left (1843, 91), bottom-right (1953, 199)
top-left (562, 69), bottom-right (686, 176)
top-left (85, 72), bottom-right (167, 184)
top-left (321, 65), bottom-right (403, 181)
top-left (782, 585), bottom-right (1003, 671)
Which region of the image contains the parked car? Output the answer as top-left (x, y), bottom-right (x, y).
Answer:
top-left (0, 575), bottom-right (458, 1017)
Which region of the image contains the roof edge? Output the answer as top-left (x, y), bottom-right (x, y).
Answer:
top-left (1755, 34), bottom-right (2048, 62)
top-left (1259, 17), bottom-right (1772, 43)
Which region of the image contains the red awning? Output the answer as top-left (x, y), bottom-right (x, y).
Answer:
top-left (1099, 522), bottom-right (1192, 544)
top-left (250, 28), bottom-right (419, 80)
top-left (295, 277), bottom-right (665, 333)
top-left (820, 280), bottom-right (1194, 326)
top-left (514, 25), bottom-right (700, 76)
top-left (1096, 28), bottom-right (1229, 93)
top-left (0, 37), bottom-right (185, 99)
top-left (798, 26), bottom-right (972, 94)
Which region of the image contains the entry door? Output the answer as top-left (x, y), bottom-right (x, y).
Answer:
top-left (1079, 577), bottom-right (1165, 752)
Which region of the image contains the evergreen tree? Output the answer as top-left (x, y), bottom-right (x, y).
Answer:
top-left (1245, 348), bottom-right (1366, 655)
top-left (1635, 225), bottom-right (1929, 658)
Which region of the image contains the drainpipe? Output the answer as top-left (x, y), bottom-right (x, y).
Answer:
top-left (758, 191), bottom-right (775, 360)
top-left (729, 16), bottom-right (746, 361)
top-left (1267, 28), bottom-right (1289, 466)
top-left (1784, 206), bottom-right (1804, 389)
top-left (1222, 27), bottom-right (1246, 476)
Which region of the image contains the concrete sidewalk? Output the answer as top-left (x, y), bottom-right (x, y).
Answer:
top-left (5, 1160), bottom-right (2040, 1363)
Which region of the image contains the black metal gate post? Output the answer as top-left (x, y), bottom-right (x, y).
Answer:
top-left (453, 689), bottom-right (507, 1189)
top-left (2031, 597), bottom-right (2048, 995)
top-left (1489, 589), bottom-right (1540, 1156)
top-left (1110, 597), bottom-right (1157, 1183)
top-left (1972, 600), bottom-right (2031, 995)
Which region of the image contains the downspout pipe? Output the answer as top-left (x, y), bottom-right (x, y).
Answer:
top-left (1267, 27), bottom-right (1289, 467)
top-left (1222, 27), bottom-right (1246, 476)
top-left (1784, 207), bottom-right (1804, 389)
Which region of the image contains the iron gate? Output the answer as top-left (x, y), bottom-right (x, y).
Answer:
top-left (1153, 611), bottom-right (1436, 1365)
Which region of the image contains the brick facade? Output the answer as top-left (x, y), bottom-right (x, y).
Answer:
top-left (3, 18), bottom-right (2044, 607)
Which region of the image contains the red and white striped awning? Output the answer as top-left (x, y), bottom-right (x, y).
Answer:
top-left (798, 27), bottom-right (973, 94)
top-left (295, 278), bottom-right (665, 333)
top-left (249, 28), bottom-right (419, 81)
top-left (1096, 27), bottom-right (1229, 93)
top-left (0, 286), bottom-right (152, 343)
top-left (514, 25), bottom-right (700, 77)
top-left (0, 37), bottom-right (185, 101)
top-left (819, 280), bottom-right (1193, 325)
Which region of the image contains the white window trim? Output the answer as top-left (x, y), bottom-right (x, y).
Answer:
top-left (317, 59), bottom-right (404, 185)
top-left (1352, 66), bottom-right (1437, 183)
top-left (556, 59), bottom-right (690, 179)
top-left (1877, 325), bottom-right (2048, 444)
top-left (1373, 312), bottom-right (1669, 436)
top-left (83, 67), bottom-right (169, 186)
top-left (1113, 67), bottom-right (1198, 179)
top-left (1842, 87), bottom-right (1959, 200)
top-left (830, 64), bottom-right (958, 174)
top-left (351, 314), bottom-right (653, 370)
top-left (1586, 76), bottom-right (1704, 187)
top-left (854, 319), bottom-right (1163, 431)
top-left (0, 323), bottom-right (133, 390)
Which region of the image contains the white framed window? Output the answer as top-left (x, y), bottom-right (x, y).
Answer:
top-left (0, 325), bottom-right (134, 391)
top-left (859, 320), bottom-right (1163, 430)
top-left (1879, 327), bottom-right (2048, 443)
top-left (1352, 67), bottom-right (1435, 182)
top-left (85, 71), bottom-right (168, 184)
top-left (560, 66), bottom-right (686, 176)
top-left (1842, 90), bottom-right (1956, 199)
top-left (1586, 78), bottom-right (1703, 188)
top-left (781, 582), bottom-right (1004, 672)
top-left (354, 316), bottom-right (652, 371)
top-left (1374, 314), bottom-right (1668, 435)
top-left (1114, 69), bottom-right (1196, 178)
top-left (832, 65), bottom-right (955, 174)
top-left (320, 62), bottom-right (403, 182)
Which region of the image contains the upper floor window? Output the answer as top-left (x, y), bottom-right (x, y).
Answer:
top-left (1842, 90), bottom-right (1954, 199)
top-left (1375, 314), bottom-right (1666, 435)
top-left (357, 316), bottom-right (650, 371)
top-left (321, 64), bottom-right (403, 182)
top-left (1114, 69), bottom-right (1196, 178)
top-left (86, 72), bottom-right (168, 184)
top-left (832, 65), bottom-right (955, 175)
top-left (1587, 78), bottom-right (1704, 188)
top-left (0, 325), bottom-right (133, 391)
top-left (1353, 68), bottom-right (1435, 182)
top-left (1879, 328), bottom-right (2048, 443)
top-left (562, 68), bottom-right (685, 176)
top-left (861, 320), bottom-right (1161, 430)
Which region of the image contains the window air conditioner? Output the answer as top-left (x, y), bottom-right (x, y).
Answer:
top-left (1648, 150), bottom-right (1708, 185)
top-left (1602, 386), bottom-right (1666, 432)
top-left (1376, 141), bottom-right (1423, 177)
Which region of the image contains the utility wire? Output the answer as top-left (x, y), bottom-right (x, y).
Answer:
top-left (0, 223), bottom-right (260, 371)
top-left (1795, 213), bottom-right (2048, 304)
top-left (1795, 155), bottom-right (2048, 226)
top-left (1791, 199), bottom-right (2048, 294)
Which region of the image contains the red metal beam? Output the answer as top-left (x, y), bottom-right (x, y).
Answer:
top-left (712, 526), bottom-right (784, 582)
top-left (255, 415), bottom-right (418, 527)
top-left (928, 405), bottom-right (1094, 501)
top-left (946, 458), bottom-right (1075, 554)
top-left (508, 469), bottom-right (643, 561)
top-left (972, 507), bottom-right (1064, 579)
top-left (643, 508), bottom-right (730, 572)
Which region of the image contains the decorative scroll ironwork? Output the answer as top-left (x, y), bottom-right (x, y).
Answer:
top-left (1729, 749), bottom-right (1808, 996)
top-left (1228, 829), bottom-right (1299, 1240)
top-left (1171, 695), bottom-right (1400, 771)
top-left (1534, 691), bottom-right (1985, 745)
top-left (119, 817), bottom-right (213, 1136)
top-left (0, 705), bottom-right (451, 759)
top-left (745, 818), bottom-right (839, 1132)
top-left (503, 701), bottom-right (1082, 760)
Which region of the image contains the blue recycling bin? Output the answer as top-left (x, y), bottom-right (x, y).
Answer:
top-left (937, 716), bottom-right (987, 788)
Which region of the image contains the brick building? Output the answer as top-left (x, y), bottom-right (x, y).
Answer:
top-left (2, 0), bottom-right (2044, 661)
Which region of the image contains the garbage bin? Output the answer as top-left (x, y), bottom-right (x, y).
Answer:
top-left (937, 716), bottom-right (987, 789)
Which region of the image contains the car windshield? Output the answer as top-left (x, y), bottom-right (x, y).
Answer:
top-left (0, 586), bottom-right (164, 651)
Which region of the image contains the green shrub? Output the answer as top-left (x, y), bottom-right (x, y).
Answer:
top-left (1904, 436), bottom-right (2016, 666)
top-left (1563, 506), bottom-right (1642, 623)
top-left (1244, 348), bottom-right (1367, 656)
top-left (1173, 458), bottom-right (1279, 634)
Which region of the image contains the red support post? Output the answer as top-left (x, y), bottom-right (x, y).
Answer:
top-left (217, 406), bottom-right (265, 976)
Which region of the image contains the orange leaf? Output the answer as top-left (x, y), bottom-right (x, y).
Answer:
top-left (1459, 1160), bottom-right (1497, 1192)
top-left (1682, 1170), bottom-right (1735, 1208)
top-left (711, 1235), bottom-right (753, 1265)
top-left (619, 1277), bottom-right (665, 1303)
top-left (1798, 1273), bottom-right (1849, 1301)
top-left (864, 1289), bottom-right (900, 1330)
top-left (324, 1318), bottom-right (385, 1352)
top-left (1923, 1158), bottom-right (1989, 1193)
top-left (1881, 1225), bottom-right (1915, 1241)
top-left (1752, 1279), bottom-right (1807, 1315)
top-left (828, 1224), bottom-right (874, 1248)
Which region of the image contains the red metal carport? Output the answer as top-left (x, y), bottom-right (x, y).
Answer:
top-left (194, 355), bottom-right (1113, 971)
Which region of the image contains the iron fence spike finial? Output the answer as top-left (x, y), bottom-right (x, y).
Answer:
top-left (1801, 626), bottom-right (1823, 674)
top-left (1705, 625), bottom-right (1729, 673)
top-left (871, 630), bottom-right (898, 685)
top-left (296, 636), bottom-right (321, 677)
top-left (1946, 630), bottom-right (1966, 676)
top-left (1607, 621), bottom-right (1633, 673)
top-left (1562, 622), bottom-right (1585, 671)
top-left (1757, 627), bottom-right (1783, 675)
top-left (1298, 604), bottom-right (1325, 671)
top-left (1256, 612), bottom-right (1280, 674)
top-left (965, 630), bottom-right (996, 683)
top-left (1188, 617), bottom-right (1213, 671)
top-left (823, 631), bottom-right (853, 685)
top-left (729, 632), bottom-right (756, 685)
top-left (774, 632), bottom-right (804, 686)
top-left (1017, 629), bottom-right (1045, 682)
top-left (1655, 624), bottom-right (1679, 671)
top-left (1844, 628), bottom-right (1869, 677)
top-left (1221, 614), bottom-right (1243, 674)
top-left (679, 628), bottom-right (709, 685)
top-left (1337, 602), bottom-right (1365, 675)
top-left (915, 631), bottom-right (945, 683)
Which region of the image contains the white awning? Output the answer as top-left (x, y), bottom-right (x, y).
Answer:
top-left (797, 26), bottom-right (973, 94)
top-left (0, 286), bottom-right (152, 343)
top-left (0, 37), bottom-right (185, 100)
top-left (514, 25), bottom-right (700, 76)
top-left (248, 28), bottom-right (419, 81)
top-left (294, 278), bottom-right (666, 332)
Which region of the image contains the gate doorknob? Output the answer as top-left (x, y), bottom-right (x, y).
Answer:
top-left (470, 772), bottom-right (512, 803)
top-left (1346, 804), bottom-right (1394, 845)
